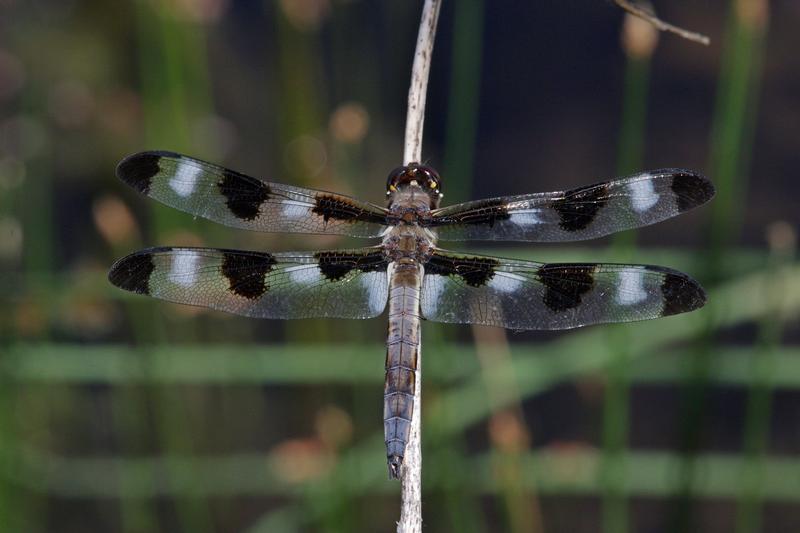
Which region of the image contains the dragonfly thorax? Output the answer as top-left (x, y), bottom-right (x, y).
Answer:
top-left (382, 225), bottom-right (435, 264)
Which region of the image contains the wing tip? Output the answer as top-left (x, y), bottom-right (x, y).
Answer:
top-left (655, 169), bottom-right (715, 212)
top-left (108, 250), bottom-right (158, 295)
top-left (661, 272), bottom-right (707, 316)
top-left (116, 151), bottom-right (184, 194)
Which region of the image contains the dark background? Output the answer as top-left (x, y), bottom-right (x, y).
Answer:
top-left (1, 1), bottom-right (798, 532)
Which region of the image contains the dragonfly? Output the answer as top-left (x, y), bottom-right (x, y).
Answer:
top-left (109, 151), bottom-right (714, 479)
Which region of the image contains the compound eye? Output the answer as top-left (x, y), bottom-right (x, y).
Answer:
top-left (386, 166), bottom-right (407, 189)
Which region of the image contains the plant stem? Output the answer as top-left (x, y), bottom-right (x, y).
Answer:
top-left (402, 0), bottom-right (442, 167)
top-left (398, 1), bottom-right (442, 531)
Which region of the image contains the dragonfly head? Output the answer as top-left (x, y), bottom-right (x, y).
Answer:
top-left (386, 162), bottom-right (443, 208)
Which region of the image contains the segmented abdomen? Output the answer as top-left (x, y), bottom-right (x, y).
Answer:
top-left (384, 262), bottom-right (422, 479)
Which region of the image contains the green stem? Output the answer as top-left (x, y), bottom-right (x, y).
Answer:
top-left (673, 2), bottom-right (767, 531)
top-left (736, 244), bottom-right (791, 533)
top-left (442, 0), bottom-right (484, 205)
top-left (602, 44), bottom-right (652, 533)
top-left (131, 2), bottom-right (219, 531)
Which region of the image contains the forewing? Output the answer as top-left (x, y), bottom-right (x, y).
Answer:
top-left (427, 169), bottom-right (714, 242)
top-left (108, 247), bottom-right (389, 319)
top-left (117, 151), bottom-right (391, 237)
top-left (420, 249), bottom-right (706, 330)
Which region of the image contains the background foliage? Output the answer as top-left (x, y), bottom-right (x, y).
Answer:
top-left (1, 1), bottom-right (798, 532)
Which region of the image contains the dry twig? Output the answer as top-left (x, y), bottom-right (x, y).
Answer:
top-left (402, 0), bottom-right (443, 166)
top-left (613, 0), bottom-right (710, 45)
top-left (397, 1), bottom-right (442, 532)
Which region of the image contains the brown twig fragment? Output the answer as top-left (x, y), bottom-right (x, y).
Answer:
top-left (613, 0), bottom-right (710, 45)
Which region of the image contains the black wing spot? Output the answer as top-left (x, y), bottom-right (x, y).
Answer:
top-left (553, 183), bottom-right (610, 232)
top-left (660, 272), bottom-right (707, 316)
top-left (221, 252), bottom-right (276, 299)
top-left (537, 263), bottom-right (596, 312)
top-left (670, 171), bottom-right (715, 212)
top-left (461, 199), bottom-right (511, 228)
top-left (117, 152), bottom-right (169, 195)
top-left (425, 253), bottom-right (499, 287)
top-left (432, 198), bottom-right (511, 228)
top-left (312, 195), bottom-right (387, 225)
top-left (313, 195), bottom-right (356, 222)
top-left (315, 250), bottom-right (388, 282)
top-left (108, 252), bottom-right (157, 294)
top-left (217, 170), bottom-right (271, 221)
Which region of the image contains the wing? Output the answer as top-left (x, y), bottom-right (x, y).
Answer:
top-left (426, 169), bottom-right (714, 241)
top-left (420, 249), bottom-right (706, 330)
top-left (117, 151), bottom-right (391, 237)
top-left (108, 246), bottom-right (389, 319)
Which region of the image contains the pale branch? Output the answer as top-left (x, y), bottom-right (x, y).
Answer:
top-left (397, 1), bottom-right (442, 532)
top-left (397, 326), bottom-right (423, 533)
top-left (613, 0), bottom-right (710, 45)
top-left (402, 0), bottom-right (443, 167)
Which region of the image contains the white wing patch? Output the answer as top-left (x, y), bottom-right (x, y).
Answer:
top-left (509, 211), bottom-right (543, 227)
top-left (616, 270), bottom-right (648, 305)
top-left (286, 265), bottom-right (323, 285)
top-left (627, 176), bottom-right (659, 213)
top-left (169, 160), bottom-right (203, 198)
top-left (420, 270), bottom-right (447, 317)
top-left (361, 270), bottom-right (388, 315)
top-left (281, 200), bottom-right (314, 220)
top-left (488, 272), bottom-right (526, 293)
top-left (168, 251), bottom-right (201, 287)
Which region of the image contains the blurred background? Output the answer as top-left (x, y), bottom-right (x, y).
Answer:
top-left (1, 0), bottom-right (799, 531)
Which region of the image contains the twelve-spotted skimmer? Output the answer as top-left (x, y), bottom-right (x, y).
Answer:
top-left (109, 151), bottom-right (714, 478)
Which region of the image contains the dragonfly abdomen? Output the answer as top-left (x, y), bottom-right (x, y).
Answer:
top-left (384, 262), bottom-right (422, 479)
